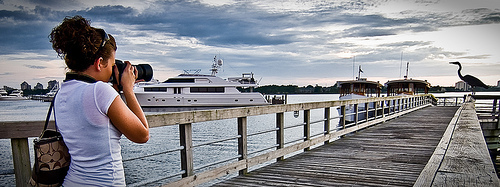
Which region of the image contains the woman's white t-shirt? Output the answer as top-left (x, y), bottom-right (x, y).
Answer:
top-left (55, 80), bottom-right (124, 186)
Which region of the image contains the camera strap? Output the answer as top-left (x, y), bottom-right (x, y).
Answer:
top-left (64, 73), bottom-right (97, 83)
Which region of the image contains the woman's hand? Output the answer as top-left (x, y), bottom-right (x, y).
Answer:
top-left (119, 61), bottom-right (137, 92)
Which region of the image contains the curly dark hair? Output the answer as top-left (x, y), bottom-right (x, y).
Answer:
top-left (49, 15), bottom-right (117, 72)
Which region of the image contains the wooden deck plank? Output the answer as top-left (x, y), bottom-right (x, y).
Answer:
top-left (428, 103), bottom-right (500, 187)
top-left (213, 106), bottom-right (459, 186)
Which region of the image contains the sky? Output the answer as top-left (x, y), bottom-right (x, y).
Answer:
top-left (0, 0), bottom-right (499, 88)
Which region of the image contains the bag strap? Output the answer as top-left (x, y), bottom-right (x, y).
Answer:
top-left (43, 99), bottom-right (54, 131)
top-left (42, 90), bottom-right (58, 133)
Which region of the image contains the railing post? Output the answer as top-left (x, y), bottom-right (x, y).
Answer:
top-left (304, 109), bottom-right (310, 151)
top-left (497, 99), bottom-right (500, 113)
top-left (395, 99), bottom-right (398, 113)
top-left (341, 105), bottom-right (346, 129)
top-left (237, 117), bottom-right (248, 175)
top-left (179, 123), bottom-right (193, 177)
top-left (324, 107), bottom-right (330, 145)
top-left (11, 138), bottom-right (30, 187)
top-left (395, 99), bottom-right (398, 114)
top-left (354, 104), bottom-right (359, 126)
top-left (393, 99), bottom-right (397, 113)
top-left (408, 97), bottom-right (410, 109)
top-left (276, 112), bottom-right (284, 161)
top-left (364, 102), bottom-right (369, 122)
top-left (382, 100), bottom-right (386, 118)
top-left (403, 98), bottom-right (406, 111)
top-left (398, 99), bottom-right (401, 113)
top-left (493, 99), bottom-right (498, 114)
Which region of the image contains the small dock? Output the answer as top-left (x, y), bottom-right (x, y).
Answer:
top-left (214, 106), bottom-right (460, 186)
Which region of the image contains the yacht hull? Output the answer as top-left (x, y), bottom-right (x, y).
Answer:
top-left (135, 92), bottom-right (269, 108)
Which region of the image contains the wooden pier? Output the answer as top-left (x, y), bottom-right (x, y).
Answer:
top-left (1, 94), bottom-right (499, 186)
top-left (213, 106), bottom-right (459, 186)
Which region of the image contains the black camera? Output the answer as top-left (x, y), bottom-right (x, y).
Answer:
top-left (111, 60), bottom-right (153, 84)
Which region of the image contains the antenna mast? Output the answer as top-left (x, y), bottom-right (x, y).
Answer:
top-left (352, 56), bottom-right (356, 80)
top-left (404, 62), bottom-right (409, 79)
top-left (357, 65), bottom-right (363, 80)
top-left (400, 51), bottom-right (403, 78)
top-left (210, 55), bottom-right (223, 76)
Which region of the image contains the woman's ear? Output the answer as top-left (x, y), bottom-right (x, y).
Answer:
top-left (94, 57), bottom-right (103, 71)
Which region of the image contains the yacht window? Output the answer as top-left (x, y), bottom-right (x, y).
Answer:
top-left (144, 87), bottom-right (168, 92)
top-left (174, 88), bottom-right (182, 94)
top-left (195, 79), bottom-right (210, 83)
top-left (190, 87), bottom-right (224, 93)
top-left (165, 78), bottom-right (195, 83)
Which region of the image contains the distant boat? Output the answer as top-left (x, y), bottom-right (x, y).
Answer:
top-left (0, 89), bottom-right (7, 97)
top-left (385, 78), bottom-right (431, 96)
top-left (133, 56), bottom-right (269, 112)
top-left (385, 62), bottom-right (431, 96)
top-left (337, 66), bottom-right (382, 123)
top-left (0, 89), bottom-right (28, 101)
top-left (31, 84), bottom-right (59, 102)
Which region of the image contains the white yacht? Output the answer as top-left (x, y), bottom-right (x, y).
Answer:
top-left (133, 57), bottom-right (269, 112)
top-left (0, 89), bottom-right (28, 101)
top-left (31, 84), bottom-right (59, 102)
top-left (0, 89), bottom-right (7, 97)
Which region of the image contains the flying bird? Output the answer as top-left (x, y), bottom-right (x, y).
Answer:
top-left (449, 61), bottom-right (489, 92)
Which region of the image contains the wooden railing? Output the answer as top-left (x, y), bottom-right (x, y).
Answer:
top-left (472, 95), bottom-right (500, 168)
top-left (0, 94), bottom-right (433, 186)
top-left (434, 95), bottom-right (466, 106)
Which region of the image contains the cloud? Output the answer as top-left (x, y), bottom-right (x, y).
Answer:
top-left (380, 41), bottom-right (433, 48)
top-left (27, 0), bottom-right (83, 10)
top-left (24, 64), bottom-right (46, 69)
top-left (0, 72), bottom-right (13, 76)
top-left (458, 54), bottom-right (491, 59)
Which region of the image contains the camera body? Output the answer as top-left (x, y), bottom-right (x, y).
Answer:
top-left (111, 60), bottom-right (153, 85)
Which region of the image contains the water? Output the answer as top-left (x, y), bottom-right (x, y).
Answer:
top-left (0, 100), bottom-right (51, 122)
top-left (1, 92), bottom-right (498, 186)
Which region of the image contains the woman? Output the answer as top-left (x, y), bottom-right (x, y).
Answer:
top-left (50, 15), bottom-right (149, 186)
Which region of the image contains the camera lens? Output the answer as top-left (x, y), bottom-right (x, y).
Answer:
top-left (135, 64), bottom-right (153, 82)
top-left (111, 60), bottom-right (153, 84)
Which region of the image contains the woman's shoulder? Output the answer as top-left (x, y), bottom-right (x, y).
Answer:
top-left (94, 81), bottom-right (115, 91)
top-left (93, 81), bottom-right (119, 99)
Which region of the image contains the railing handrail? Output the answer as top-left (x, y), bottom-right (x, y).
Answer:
top-left (0, 94), bottom-right (432, 139)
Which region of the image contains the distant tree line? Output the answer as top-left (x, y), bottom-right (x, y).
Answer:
top-left (240, 84), bottom-right (339, 94)
top-left (240, 84), bottom-right (500, 94)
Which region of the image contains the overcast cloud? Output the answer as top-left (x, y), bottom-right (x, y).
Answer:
top-left (0, 0), bottom-right (499, 88)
